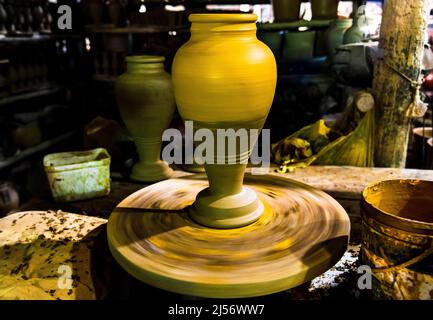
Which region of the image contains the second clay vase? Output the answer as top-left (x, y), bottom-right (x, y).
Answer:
top-left (172, 14), bottom-right (277, 228)
top-left (116, 56), bottom-right (175, 182)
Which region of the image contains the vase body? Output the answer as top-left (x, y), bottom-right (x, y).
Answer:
top-left (272, 0), bottom-right (301, 22)
top-left (172, 14), bottom-right (277, 228)
top-left (116, 56), bottom-right (175, 182)
top-left (325, 18), bottom-right (352, 58)
top-left (343, 17), bottom-right (363, 44)
top-left (282, 30), bottom-right (315, 61)
top-left (311, 0), bottom-right (339, 19)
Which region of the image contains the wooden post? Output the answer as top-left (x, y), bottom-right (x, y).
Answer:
top-left (373, 0), bottom-right (430, 167)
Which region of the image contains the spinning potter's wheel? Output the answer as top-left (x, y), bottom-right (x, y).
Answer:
top-left (107, 174), bottom-right (350, 298)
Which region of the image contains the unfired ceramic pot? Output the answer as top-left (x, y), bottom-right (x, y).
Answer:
top-left (172, 14), bottom-right (277, 228)
top-left (325, 18), bottom-right (352, 59)
top-left (272, 0), bottom-right (301, 22)
top-left (282, 30), bottom-right (315, 61)
top-left (311, 0), bottom-right (339, 19)
top-left (116, 55), bottom-right (175, 182)
top-left (343, 16), bottom-right (363, 44)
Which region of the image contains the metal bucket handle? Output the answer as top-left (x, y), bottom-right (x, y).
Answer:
top-left (362, 220), bottom-right (433, 273)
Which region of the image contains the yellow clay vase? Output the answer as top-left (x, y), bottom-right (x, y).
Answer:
top-left (116, 55), bottom-right (175, 182)
top-left (172, 14), bottom-right (277, 228)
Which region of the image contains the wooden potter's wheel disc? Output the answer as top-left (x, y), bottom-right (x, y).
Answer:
top-left (108, 174), bottom-right (350, 298)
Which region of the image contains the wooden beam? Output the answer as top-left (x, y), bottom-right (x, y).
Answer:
top-left (373, 0), bottom-right (431, 167)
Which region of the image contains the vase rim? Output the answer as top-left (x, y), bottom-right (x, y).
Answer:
top-left (189, 13), bottom-right (257, 24)
top-left (126, 55), bottom-right (165, 64)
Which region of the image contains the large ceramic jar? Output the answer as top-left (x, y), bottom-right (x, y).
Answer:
top-left (172, 14), bottom-right (277, 228)
top-left (272, 0), bottom-right (301, 23)
top-left (311, 0), bottom-right (339, 19)
top-left (116, 56), bottom-right (175, 182)
top-left (325, 18), bottom-right (352, 59)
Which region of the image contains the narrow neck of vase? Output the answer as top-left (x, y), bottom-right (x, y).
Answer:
top-left (126, 56), bottom-right (165, 74)
top-left (189, 14), bottom-right (258, 40)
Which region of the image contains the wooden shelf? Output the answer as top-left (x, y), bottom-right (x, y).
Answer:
top-left (0, 130), bottom-right (80, 170)
top-left (85, 25), bottom-right (189, 34)
top-left (0, 87), bottom-right (60, 107)
top-left (92, 74), bottom-right (118, 83)
top-left (0, 34), bottom-right (52, 44)
top-left (258, 19), bottom-right (332, 31)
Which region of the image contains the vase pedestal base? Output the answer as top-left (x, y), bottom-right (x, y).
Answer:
top-left (107, 173), bottom-right (350, 298)
top-left (130, 160), bottom-right (173, 183)
top-left (189, 186), bottom-right (263, 228)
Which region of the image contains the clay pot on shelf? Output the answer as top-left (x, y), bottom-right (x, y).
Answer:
top-left (343, 14), bottom-right (364, 44)
top-left (343, 22), bottom-right (363, 44)
top-left (106, 0), bottom-right (123, 27)
top-left (0, 0), bottom-right (7, 34)
top-left (325, 18), bottom-right (352, 60)
top-left (314, 29), bottom-right (328, 56)
top-left (12, 121), bottom-right (42, 149)
top-left (172, 14), bottom-right (277, 228)
top-left (272, 0), bottom-right (301, 23)
top-left (33, 3), bottom-right (44, 32)
top-left (427, 138), bottom-right (433, 169)
top-left (82, 0), bottom-right (103, 26)
top-left (282, 30), bottom-right (315, 61)
top-left (116, 55), bottom-right (175, 182)
top-left (412, 127), bottom-right (433, 169)
top-left (311, 0), bottom-right (339, 20)
top-left (0, 59), bottom-right (8, 98)
top-left (0, 181), bottom-right (19, 216)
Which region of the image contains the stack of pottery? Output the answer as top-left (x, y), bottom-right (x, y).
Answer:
top-left (272, 0), bottom-right (301, 22)
top-left (311, 0), bottom-right (339, 19)
top-left (116, 56), bottom-right (175, 182)
top-left (325, 18), bottom-right (352, 60)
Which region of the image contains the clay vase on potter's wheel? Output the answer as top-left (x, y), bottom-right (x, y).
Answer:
top-left (172, 14), bottom-right (277, 228)
top-left (116, 56), bottom-right (175, 182)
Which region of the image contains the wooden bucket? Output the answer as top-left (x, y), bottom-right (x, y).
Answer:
top-left (361, 180), bottom-right (433, 300)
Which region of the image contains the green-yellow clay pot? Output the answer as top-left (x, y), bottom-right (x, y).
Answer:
top-left (116, 55), bottom-right (175, 182)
